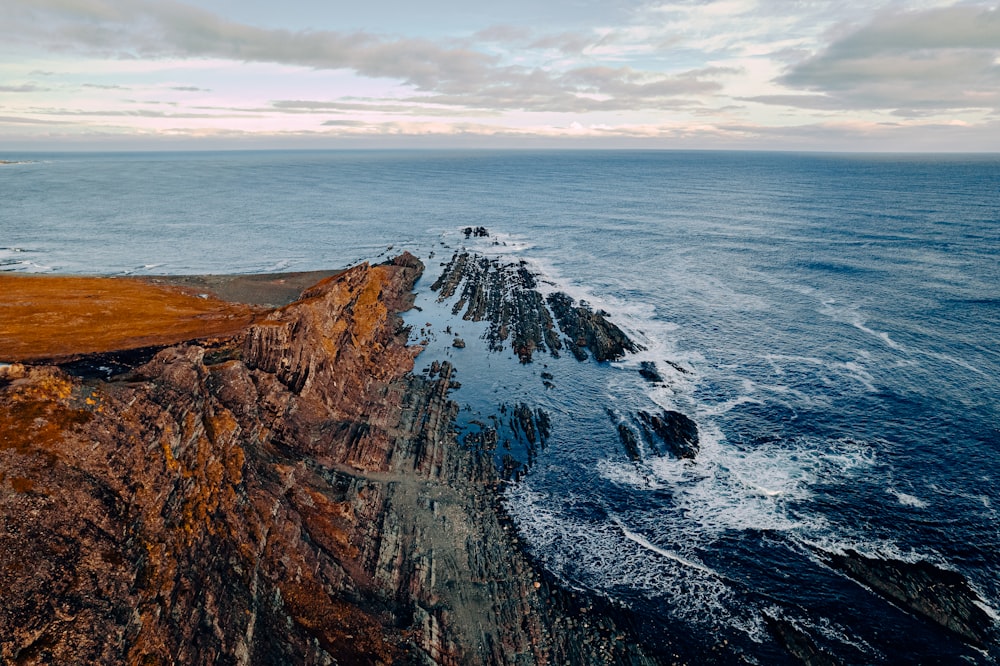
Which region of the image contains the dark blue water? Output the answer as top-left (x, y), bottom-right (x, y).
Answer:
top-left (3, 150), bottom-right (999, 663)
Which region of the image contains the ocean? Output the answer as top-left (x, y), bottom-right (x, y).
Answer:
top-left (3, 150), bottom-right (999, 663)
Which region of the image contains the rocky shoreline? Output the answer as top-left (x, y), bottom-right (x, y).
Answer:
top-left (0, 254), bottom-right (656, 665)
top-left (2, 249), bottom-right (996, 664)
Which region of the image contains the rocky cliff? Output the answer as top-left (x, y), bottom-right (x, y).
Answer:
top-left (0, 254), bottom-right (655, 665)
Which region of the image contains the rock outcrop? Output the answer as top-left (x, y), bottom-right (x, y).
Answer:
top-left (0, 254), bottom-right (655, 665)
top-left (430, 251), bottom-right (639, 364)
top-left (822, 549), bottom-right (997, 649)
top-left (636, 410), bottom-right (700, 460)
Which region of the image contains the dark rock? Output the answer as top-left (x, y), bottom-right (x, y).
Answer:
top-left (638, 361), bottom-right (664, 384)
top-left (430, 252), bottom-right (561, 363)
top-left (618, 424), bottom-right (642, 462)
top-left (822, 549), bottom-right (997, 648)
top-left (452, 337), bottom-right (466, 348)
top-left (637, 410), bottom-right (699, 459)
top-left (546, 292), bottom-right (641, 363)
top-left (463, 226), bottom-right (489, 238)
top-left (430, 251), bottom-right (644, 366)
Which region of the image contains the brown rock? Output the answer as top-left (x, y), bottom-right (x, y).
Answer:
top-left (0, 253), bottom-right (656, 665)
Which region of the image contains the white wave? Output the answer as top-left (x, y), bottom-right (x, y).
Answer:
top-left (2, 260), bottom-right (53, 273)
top-left (805, 615), bottom-right (878, 657)
top-left (596, 460), bottom-right (662, 489)
top-left (262, 258), bottom-right (295, 272)
top-left (0, 248), bottom-right (53, 273)
top-left (697, 395), bottom-right (766, 417)
top-left (928, 483), bottom-right (993, 510)
top-left (818, 296), bottom-right (989, 380)
top-left (505, 483), bottom-right (751, 631)
top-left (819, 299), bottom-right (901, 350)
top-left (795, 533), bottom-right (933, 566)
top-left (838, 361), bottom-right (877, 392)
top-left (974, 599), bottom-right (1000, 623)
top-left (458, 228), bottom-right (537, 256)
top-left (613, 518), bottom-right (721, 578)
top-left (917, 349), bottom-right (990, 379)
top-left (642, 427), bottom-right (876, 536)
top-left (888, 488), bottom-right (929, 509)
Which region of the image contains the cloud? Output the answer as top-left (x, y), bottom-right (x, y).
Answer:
top-left (0, 84), bottom-right (46, 92)
top-left (170, 85), bottom-right (210, 92)
top-left (0, 115), bottom-right (73, 125)
top-left (739, 94), bottom-right (844, 110)
top-left (272, 99), bottom-right (498, 117)
top-left (1, 0), bottom-right (720, 113)
top-left (4, 0), bottom-right (499, 92)
top-left (83, 83), bottom-right (129, 90)
top-left (780, 5), bottom-right (1000, 112)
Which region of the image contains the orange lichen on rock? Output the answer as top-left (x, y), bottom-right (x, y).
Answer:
top-left (0, 273), bottom-right (262, 362)
top-left (0, 366), bottom-right (91, 454)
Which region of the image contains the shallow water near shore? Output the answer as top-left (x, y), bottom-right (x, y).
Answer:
top-left (3, 149), bottom-right (1000, 662)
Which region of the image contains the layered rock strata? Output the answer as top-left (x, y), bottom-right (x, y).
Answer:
top-left (822, 549), bottom-right (997, 648)
top-left (430, 251), bottom-right (638, 364)
top-left (0, 254), bottom-right (655, 665)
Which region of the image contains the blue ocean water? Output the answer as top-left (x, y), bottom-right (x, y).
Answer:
top-left (2, 150), bottom-right (999, 663)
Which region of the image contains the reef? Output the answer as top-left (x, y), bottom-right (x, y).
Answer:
top-left (0, 254), bottom-right (655, 665)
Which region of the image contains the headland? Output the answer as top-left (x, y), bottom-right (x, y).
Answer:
top-left (0, 255), bottom-right (655, 665)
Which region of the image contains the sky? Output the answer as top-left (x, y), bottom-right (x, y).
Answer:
top-left (1, 0), bottom-right (999, 151)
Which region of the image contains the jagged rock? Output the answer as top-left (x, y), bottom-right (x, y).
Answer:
top-left (430, 251), bottom-right (641, 365)
top-left (463, 226), bottom-right (490, 238)
top-left (638, 361), bottom-right (663, 384)
top-left (546, 292), bottom-right (641, 363)
top-left (452, 337), bottom-right (466, 348)
top-left (822, 549), bottom-right (997, 648)
top-left (637, 410), bottom-right (699, 459)
top-left (0, 253), bottom-right (656, 666)
top-left (430, 252), bottom-right (561, 363)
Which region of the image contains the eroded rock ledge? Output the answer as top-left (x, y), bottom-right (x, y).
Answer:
top-left (0, 254), bottom-right (654, 665)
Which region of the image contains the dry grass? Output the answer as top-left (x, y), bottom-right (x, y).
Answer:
top-left (0, 274), bottom-right (262, 362)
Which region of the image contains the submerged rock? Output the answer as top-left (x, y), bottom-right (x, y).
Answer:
top-left (638, 361), bottom-right (664, 384)
top-left (823, 549), bottom-right (997, 648)
top-left (763, 613), bottom-right (842, 666)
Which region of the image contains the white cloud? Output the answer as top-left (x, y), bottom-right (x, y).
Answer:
top-left (1, 0), bottom-right (999, 149)
top-left (780, 5), bottom-right (1000, 112)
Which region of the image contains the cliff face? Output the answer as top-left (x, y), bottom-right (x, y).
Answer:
top-left (0, 254), bottom-right (653, 666)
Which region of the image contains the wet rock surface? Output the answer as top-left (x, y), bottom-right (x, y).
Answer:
top-left (762, 614), bottom-right (842, 666)
top-left (0, 253), bottom-right (656, 665)
top-left (545, 292), bottom-right (641, 363)
top-left (431, 249), bottom-right (640, 364)
top-left (822, 549), bottom-right (997, 648)
top-left (636, 410), bottom-right (700, 460)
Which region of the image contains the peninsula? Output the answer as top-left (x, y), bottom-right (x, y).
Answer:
top-left (0, 255), bottom-right (655, 665)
